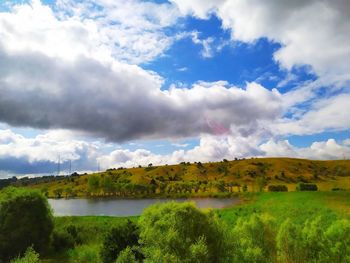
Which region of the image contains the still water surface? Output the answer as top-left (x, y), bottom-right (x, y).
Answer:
top-left (48, 197), bottom-right (239, 216)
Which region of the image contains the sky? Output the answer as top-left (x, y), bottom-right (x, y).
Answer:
top-left (0, 0), bottom-right (350, 177)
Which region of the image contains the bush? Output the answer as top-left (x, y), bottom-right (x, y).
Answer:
top-left (52, 224), bottom-right (82, 251)
top-left (331, 187), bottom-right (346, 191)
top-left (10, 247), bottom-right (40, 263)
top-left (139, 202), bottom-right (232, 263)
top-left (232, 214), bottom-right (276, 263)
top-left (296, 183), bottom-right (318, 191)
top-left (268, 185), bottom-right (288, 192)
top-left (100, 220), bottom-right (140, 263)
top-left (51, 229), bottom-right (75, 251)
top-left (276, 219), bottom-right (305, 263)
top-left (68, 244), bottom-right (102, 263)
top-left (115, 247), bottom-right (138, 263)
top-left (0, 187), bottom-right (53, 262)
top-left (277, 217), bottom-right (350, 263)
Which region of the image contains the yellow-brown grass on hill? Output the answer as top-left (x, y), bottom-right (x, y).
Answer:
top-left (28, 157), bottom-right (350, 198)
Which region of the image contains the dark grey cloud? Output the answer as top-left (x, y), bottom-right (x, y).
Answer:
top-left (0, 46), bottom-right (282, 142)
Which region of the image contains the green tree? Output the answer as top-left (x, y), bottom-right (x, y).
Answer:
top-left (88, 175), bottom-right (100, 195)
top-left (53, 188), bottom-right (63, 198)
top-left (64, 187), bottom-right (73, 198)
top-left (256, 177), bottom-right (267, 192)
top-left (100, 220), bottom-right (140, 263)
top-left (0, 187), bottom-right (53, 262)
top-left (101, 175), bottom-right (114, 195)
top-left (139, 202), bottom-right (232, 263)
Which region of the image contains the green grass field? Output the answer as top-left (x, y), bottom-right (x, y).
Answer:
top-left (42, 190), bottom-right (350, 262)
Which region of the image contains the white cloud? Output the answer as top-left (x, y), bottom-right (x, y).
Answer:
top-left (0, 0), bottom-right (181, 65)
top-left (172, 0), bottom-right (350, 82)
top-left (0, 129), bottom-right (100, 174)
top-left (0, 40), bottom-right (283, 141)
top-left (275, 93), bottom-right (350, 135)
top-left (171, 143), bottom-right (189, 148)
top-left (0, 1), bottom-right (283, 142)
top-left (261, 139), bottom-right (350, 160)
top-left (98, 133), bottom-right (265, 169)
top-left (191, 31), bottom-right (215, 58)
top-left (99, 136), bottom-right (350, 170)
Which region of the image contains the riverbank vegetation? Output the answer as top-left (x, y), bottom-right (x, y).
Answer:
top-left (0, 187), bottom-right (349, 262)
top-left (6, 158), bottom-right (349, 198)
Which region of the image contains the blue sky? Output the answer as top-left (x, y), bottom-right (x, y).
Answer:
top-left (0, 0), bottom-right (349, 176)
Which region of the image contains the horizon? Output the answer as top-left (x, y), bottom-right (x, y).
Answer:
top-left (0, 0), bottom-right (350, 177)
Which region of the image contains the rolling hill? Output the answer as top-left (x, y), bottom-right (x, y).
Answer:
top-left (26, 157), bottom-right (350, 198)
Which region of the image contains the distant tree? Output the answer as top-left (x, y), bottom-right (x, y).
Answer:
top-left (0, 187), bottom-right (53, 262)
top-left (296, 183), bottom-right (318, 191)
top-left (88, 175), bottom-right (100, 195)
top-left (268, 185), bottom-right (288, 192)
top-left (256, 177), bottom-right (267, 192)
top-left (53, 188), bottom-right (63, 198)
top-left (101, 175), bottom-right (114, 195)
top-left (216, 180), bottom-right (226, 192)
top-left (64, 187), bottom-right (73, 198)
top-left (234, 170), bottom-right (241, 179)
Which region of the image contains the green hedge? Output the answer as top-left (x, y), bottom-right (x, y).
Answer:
top-left (296, 183), bottom-right (318, 191)
top-left (268, 185), bottom-right (288, 192)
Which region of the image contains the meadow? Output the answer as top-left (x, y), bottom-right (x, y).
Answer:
top-left (1, 158), bottom-right (349, 262)
top-left (36, 191), bottom-right (349, 262)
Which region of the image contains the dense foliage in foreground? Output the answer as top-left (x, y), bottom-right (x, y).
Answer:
top-left (0, 187), bottom-right (53, 263)
top-left (1, 188), bottom-right (349, 262)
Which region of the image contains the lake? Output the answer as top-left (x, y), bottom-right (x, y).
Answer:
top-left (48, 197), bottom-right (240, 216)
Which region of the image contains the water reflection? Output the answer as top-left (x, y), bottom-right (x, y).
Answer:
top-left (48, 197), bottom-right (239, 216)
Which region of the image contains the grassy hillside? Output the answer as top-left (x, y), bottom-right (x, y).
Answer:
top-left (28, 157), bottom-right (350, 198)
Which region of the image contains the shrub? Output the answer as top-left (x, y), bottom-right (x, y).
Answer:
top-left (10, 247), bottom-right (40, 263)
top-left (277, 217), bottom-right (350, 263)
top-left (331, 187), bottom-right (346, 191)
top-left (0, 187), bottom-right (53, 262)
top-left (100, 220), bottom-right (140, 263)
top-left (276, 219), bottom-right (305, 263)
top-left (139, 202), bottom-right (232, 263)
top-left (115, 247), bottom-right (138, 263)
top-left (51, 229), bottom-right (75, 251)
top-left (322, 219), bottom-right (350, 262)
top-left (296, 183), bottom-right (318, 191)
top-left (232, 214), bottom-right (276, 263)
top-left (68, 244), bottom-right (102, 263)
top-left (268, 185), bottom-right (288, 192)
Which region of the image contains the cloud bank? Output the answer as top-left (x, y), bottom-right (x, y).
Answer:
top-left (0, 0), bottom-right (349, 175)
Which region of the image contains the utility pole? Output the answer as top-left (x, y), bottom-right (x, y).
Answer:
top-left (57, 154), bottom-right (60, 176)
top-left (69, 160), bottom-right (72, 175)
